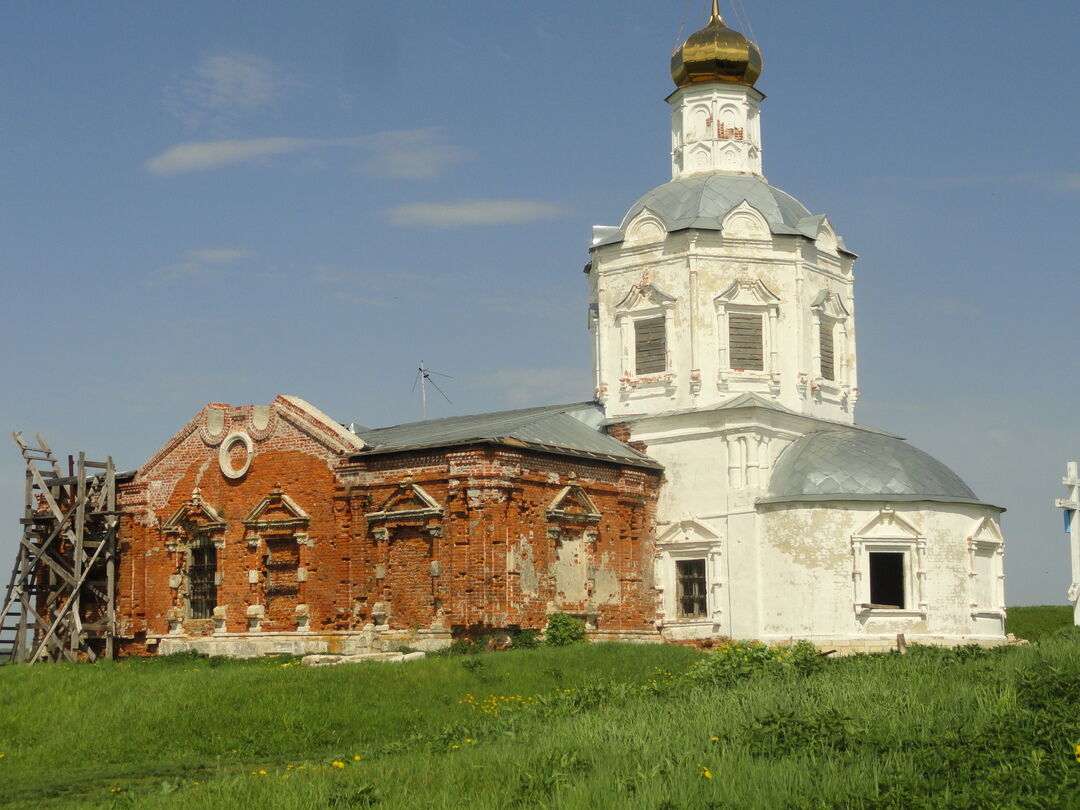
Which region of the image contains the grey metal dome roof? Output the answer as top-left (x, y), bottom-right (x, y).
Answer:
top-left (594, 173), bottom-right (848, 248)
top-left (760, 430), bottom-right (983, 505)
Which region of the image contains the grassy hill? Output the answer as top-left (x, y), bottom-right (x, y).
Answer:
top-left (0, 627), bottom-right (1078, 808)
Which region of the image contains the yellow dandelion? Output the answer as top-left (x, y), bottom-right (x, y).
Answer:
top-left (353, 755), bottom-right (362, 760)
top-left (1075, 743), bottom-right (1080, 763)
top-left (331, 761), bottom-right (345, 769)
top-left (286, 764), bottom-right (294, 770)
top-left (193, 781), bottom-right (200, 785)
top-left (0, 753), bottom-right (5, 759)
top-left (699, 765), bottom-right (713, 780)
top-left (258, 770), bottom-right (267, 776)
top-left (710, 736), bottom-right (719, 742)
top-left (451, 744), bottom-right (460, 750)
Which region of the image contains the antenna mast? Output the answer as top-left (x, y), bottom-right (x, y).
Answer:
top-left (413, 361), bottom-right (453, 420)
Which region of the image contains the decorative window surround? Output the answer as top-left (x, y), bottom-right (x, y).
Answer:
top-left (161, 489), bottom-right (226, 621)
top-left (810, 290), bottom-right (851, 389)
top-left (967, 516), bottom-right (1005, 617)
top-left (852, 509), bottom-right (927, 617)
top-left (656, 521), bottom-right (723, 625)
top-left (715, 279), bottom-right (780, 393)
top-left (614, 274), bottom-right (677, 392)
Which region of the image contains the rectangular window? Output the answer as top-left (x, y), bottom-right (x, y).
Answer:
top-left (819, 321), bottom-right (835, 381)
top-left (728, 312), bottom-right (764, 371)
top-left (868, 551), bottom-right (905, 609)
top-left (973, 548), bottom-right (995, 608)
top-left (634, 316), bottom-right (666, 375)
top-left (676, 559), bottom-right (708, 618)
top-left (189, 541), bottom-right (217, 619)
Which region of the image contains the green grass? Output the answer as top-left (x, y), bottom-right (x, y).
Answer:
top-left (1006, 604), bottom-right (1075, 642)
top-left (1, 634), bottom-right (1079, 809)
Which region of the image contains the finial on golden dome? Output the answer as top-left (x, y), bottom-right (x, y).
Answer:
top-left (671, 1), bottom-right (762, 89)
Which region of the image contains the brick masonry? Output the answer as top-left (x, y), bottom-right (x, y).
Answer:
top-left (115, 397), bottom-right (662, 656)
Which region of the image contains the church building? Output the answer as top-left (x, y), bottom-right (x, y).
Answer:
top-left (112, 4), bottom-right (1007, 657)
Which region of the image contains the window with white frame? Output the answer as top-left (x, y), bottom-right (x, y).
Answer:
top-left (811, 291), bottom-right (849, 385)
top-left (634, 316), bottom-right (666, 375)
top-left (676, 558), bottom-right (708, 618)
top-left (714, 279), bottom-right (779, 376)
top-left (852, 510), bottom-right (926, 615)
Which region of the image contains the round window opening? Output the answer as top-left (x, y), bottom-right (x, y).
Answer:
top-left (219, 432), bottom-right (254, 479)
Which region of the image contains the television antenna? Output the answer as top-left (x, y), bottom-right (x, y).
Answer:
top-left (412, 361), bottom-right (453, 420)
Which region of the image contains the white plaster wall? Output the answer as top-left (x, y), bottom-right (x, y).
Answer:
top-left (669, 84), bottom-right (765, 178)
top-left (756, 502), bottom-right (1007, 645)
top-left (590, 229), bottom-right (857, 424)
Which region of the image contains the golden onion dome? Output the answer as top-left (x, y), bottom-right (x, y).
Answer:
top-left (671, 1), bottom-right (762, 89)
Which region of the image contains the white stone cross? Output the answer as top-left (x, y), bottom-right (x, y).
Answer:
top-left (1054, 461), bottom-right (1080, 625)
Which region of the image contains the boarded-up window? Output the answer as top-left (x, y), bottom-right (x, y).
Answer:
top-left (265, 537), bottom-right (300, 616)
top-left (820, 321), bottom-right (835, 381)
top-left (188, 540), bottom-right (217, 619)
top-left (973, 548), bottom-right (995, 608)
top-left (634, 316), bottom-right (666, 375)
top-left (728, 312), bottom-right (764, 371)
top-left (676, 559), bottom-right (707, 618)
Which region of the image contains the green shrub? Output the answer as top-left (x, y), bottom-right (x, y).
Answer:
top-left (684, 639), bottom-right (822, 685)
top-left (545, 613), bottom-right (586, 647)
top-left (511, 629), bottom-right (541, 649)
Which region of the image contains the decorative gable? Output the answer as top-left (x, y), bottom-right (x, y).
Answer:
top-left (625, 208), bottom-right (667, 244)
top-left (657, 519), bottom-right (718, 548)
top-left (547, 485), bottom-right (602, 524)
top-left (715, 278), bottom-right (781, 309)
top-left (162, 489), bottom-right (226, 536)
top-left (853, 508), bottom-right (923, 541)
top-left (243, 487), bottom-right (310, 533)
top-left (968, 516), bottom-right (1004, 546)
top-left (721, 201), bottom-right (770, 239)
top-left (810, 290), bottom-right (850, 319)
top-left (367, 481), bottom-right (444, 522)
top-left (614, 276), bottom-right (677, 312)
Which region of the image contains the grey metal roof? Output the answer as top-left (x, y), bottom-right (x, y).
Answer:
top-left (351, 402), bottom-right (660, 469)
top-left (760, 430), bottom-right (986, 505)
top-left (593, 173), bottom-right (849, 250)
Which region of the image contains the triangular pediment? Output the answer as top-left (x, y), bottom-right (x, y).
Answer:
top-left (854, 509), bottom-right (923, 540)
top-left (162, 489), bottom-right (225, 535)
top-left (547, 485), bottom-right (601, 523)
top-left (715, 278), bottom-right (780, 308)
top-left (658, 519), bottom-right (719, 546)
top-left (367, 482), bottom-right (444, 521)
top-left (969, 516), bottom-right (1004, 546)
top-left (243, 487), bottom-right (310, 530)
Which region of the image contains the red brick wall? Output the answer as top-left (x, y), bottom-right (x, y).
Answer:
top-left (116, 400), bottom-right (661, 654)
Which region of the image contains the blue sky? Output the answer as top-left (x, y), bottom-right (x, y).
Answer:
top-left (1, 1), bottom-right (1077, 606)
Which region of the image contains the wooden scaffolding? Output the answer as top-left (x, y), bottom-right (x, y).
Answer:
top-left (1, 433), bottom-right (119, 663)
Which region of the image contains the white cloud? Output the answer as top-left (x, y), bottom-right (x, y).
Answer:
top-left (146, 137), bottom-right (329, 175)
top-left (386, 200), bottom-right (565, 228)
top-left (188, 247), bottom-right (255, 264)
top-left (146, 129), bottom-right (462, 178)
top-left (151, 247), bottom-right (254, 282)
top-left (163, 52), bottom-right (296, 130)
top-left (358, 129), bottom-right (463, 179)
